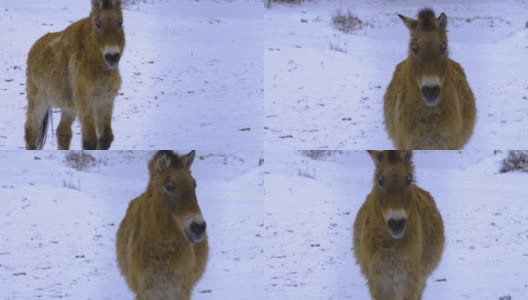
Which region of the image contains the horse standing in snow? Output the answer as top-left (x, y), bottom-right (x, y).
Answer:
top-left (384, 8), bottom-right (476, 149)
top-left (353, 150), bottom-right (445, 300)
top-left (25, 0), bottom-right (125, 150)
top-left (116, 150), bottom-right (209, 300)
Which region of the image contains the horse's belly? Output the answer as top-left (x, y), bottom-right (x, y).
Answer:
top-left (32, 81), bottom-right (73, 109)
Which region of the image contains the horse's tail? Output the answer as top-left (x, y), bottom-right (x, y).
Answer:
top-left (35, 107), bottom-right (52, 150)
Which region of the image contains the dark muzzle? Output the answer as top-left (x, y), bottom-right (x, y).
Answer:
top-left (387, 218), bottom-right (407, 237)
top-left (190, 221), bottom-right (207, 237)
top-left (421, 85), bottom-right (440, 104)
top-left (105, 53), bottom-right (121, 66)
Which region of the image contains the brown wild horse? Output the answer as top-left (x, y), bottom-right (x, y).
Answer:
top-left (116, 150), bottom-right (209, 300)
top-left (25, 0), bottom-right (125, 150)
top-left (353, 150), bottom-right (445, 300)
top-left (384, 8), bottom-right (476, 149)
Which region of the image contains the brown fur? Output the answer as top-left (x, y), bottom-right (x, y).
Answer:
top-left (384, 8), bottom-right (476, 149)
top-left (25, 0), bottom-right (125, 150)
top-left (353, 151), bottom-right (445, 300)
top-left (116, 151), bottom-right (209, 300)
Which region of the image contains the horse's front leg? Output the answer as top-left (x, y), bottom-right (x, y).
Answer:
top-left (94, 101), bottom-right (115, 150)
top-left (79, 109), bottom-right (97, 150)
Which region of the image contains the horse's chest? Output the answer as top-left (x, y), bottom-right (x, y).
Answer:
top-left (71, 60), bottom-right (121, 101)
top-left (90, 82), bottom-right (118, 101)
top-left (142, 274), bottom-right (185, 299)
top-left (373, 257), bottom-right (409, 300)
top-left (142, 240), bottom-right (196, 274)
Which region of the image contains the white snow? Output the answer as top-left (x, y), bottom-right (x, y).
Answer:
top-left (264, 0), bottom-right (528, 149)
top-left (0, 0), bottom-right (263, 150)
top-left (0, 151), bottom-right (264, 299)
top-left (4, 150), bottom-right (526, 299)
top-left (264, 150), bottom-right (528, 299)
top-left (1, 0), bottom-right (528, 299)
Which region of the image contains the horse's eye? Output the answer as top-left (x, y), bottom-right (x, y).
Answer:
top-left (117, 18), bottom-right (123, 28)
top-left (377, 176), bottom-right (384, 187)
top-left (192, 179), bottom-right (197, 189)
top-left (95, 19), bottom-right (102, 29)
top-left (440, 43), bottom-right (447, 54)
top-left (411, 43), bottom-right (419, 55)
top-left (405, 175), bottom-right (413, 186)
top-left (164, 182), bottom-right (175, 193)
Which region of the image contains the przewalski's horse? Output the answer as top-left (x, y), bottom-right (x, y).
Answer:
top-left (116, 150), bottom-right (209, 300)
top-left (384, 8), bottom-right (476, 149)
top-left (353, 151), bottom-right (445, 300)
top-left (25, 0), bottom-right (125, 150)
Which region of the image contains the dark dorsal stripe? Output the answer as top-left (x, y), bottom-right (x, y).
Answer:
top-left (418, 8), bottom-right (437, 31)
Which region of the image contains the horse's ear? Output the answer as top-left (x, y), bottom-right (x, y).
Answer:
top-left (437, 12), bottom-right (447, 31)
top-left (181, 150), bottom-right (196, 170)
top-left (157, 152), bottom-right (171, 173)
top-left (91, 0), bottom-right (103, 10)
top-left (400, 150), bottom-right (413, 162)
top-left (398, 14), bottom-right (417, 31)
top-left (367, 150), bottom-right (383, 165)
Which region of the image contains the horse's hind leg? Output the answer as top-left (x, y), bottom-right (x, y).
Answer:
top-left (57, 109), bottom-right (76, 150)
top-left (24, 89), bottom-right (49, 150)
top-left (95, 102), bottom-right (114, 150)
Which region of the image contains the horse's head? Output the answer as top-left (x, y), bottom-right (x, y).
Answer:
top-left (368, 150), bottom-right (415, 239)
top-left (90, 0), bottom-right (126, 70)
top-left (399, 8), bottom-right (449, 107)
top-left (148, 150), bottom-right (206, 244)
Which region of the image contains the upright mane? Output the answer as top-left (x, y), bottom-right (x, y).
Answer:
top-left (92, 0), bottom-right (122, 9)
top-left (417, 8), bottom-right (437, 31)
top-left (148, 151), bottom-right (185, 170)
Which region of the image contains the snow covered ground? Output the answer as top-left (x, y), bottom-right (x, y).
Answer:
top-left (2, 0), bottom-right (528, 299)
top-left (0, 0), bottom-right (263, 150)
top-left (265, 0), bottom-right (528, 149)
top-left (0, 151), bottom-right (264, 299)
top-left (1, 151), bottom-right (527, 299)
top-left (265, 150), bottom-right (528, 299)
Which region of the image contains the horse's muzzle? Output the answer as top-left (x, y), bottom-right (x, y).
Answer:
top-left (421, 85), bottom-right (440, 106)
top-left (105, 53), bottom-right (121, 68)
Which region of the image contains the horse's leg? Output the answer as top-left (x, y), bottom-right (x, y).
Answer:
top-left (78, 105), bottom-right (97, 150)
top-left (95, 101), bottom-right (114, 150)
top-left (24, 89), bottom-right (49, 150)
top-left (57, 109), bottom-right (76, 150)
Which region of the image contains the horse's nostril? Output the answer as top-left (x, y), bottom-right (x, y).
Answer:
top-left (104, 53), bottom-right (121, 64)
top-left (387, 218), bottom-right (407, 232)
top-left (190, 222), bottom-right (206, 236)
top-left (421, 85), bottom-right (440, 100)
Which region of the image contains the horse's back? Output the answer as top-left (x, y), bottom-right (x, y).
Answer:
top-left (384, 60), bottom-right (407, 141)
top-left (414, 186), bottom-right (445, 276)
top-left (27, 31), bottom-right (63, 83)
top-left (116, 195), bottom-right (142, 286)
top-left (26, 19), bottom-right (86, 96)
top-left (449, 59), bottom-right (476, 143)
top-left (27, 30), bottom-right (74, 106)
top-left (352, 195), bottom-right (370, 269)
